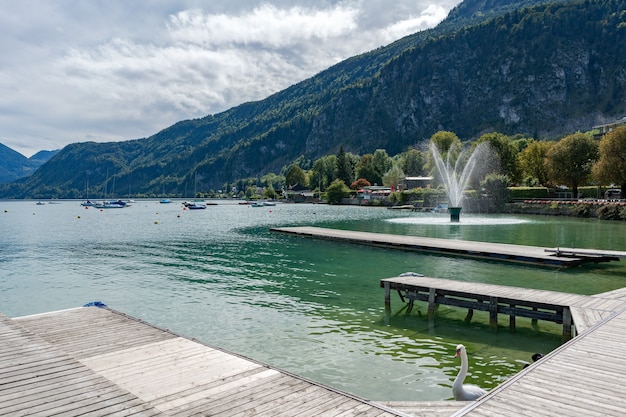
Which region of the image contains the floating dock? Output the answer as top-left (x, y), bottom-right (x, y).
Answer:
top-left (271, 226), bottom-right (626, 268)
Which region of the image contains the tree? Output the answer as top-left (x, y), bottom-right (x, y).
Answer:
top-left (310, 155), bottom-right (337, 190)
top-left (401, 149), bottom-right (425, 176)
top-left (382, 164), bottom-right (405, 188)
top-left (475, 132), bottom-right (520, 183)
top-left (350, 178), bottom-right (371, 190)
top-left (546, 133), bottom-right (598, 198)
top-left (285, 165), bottom-right (306, 187)
top-left (517, 140), bottom-right (553, 186)
top-left (430, 131), bottom-right (462, 156)
top-left (336, 146), bottom-right (353, 186)
top-left (263, 184), bottom-right (276, 199)
top-left (372, 149), bottom-right (392, 178)
top-left (356, 154), bottom-right (380, 185)
top-left (593, 126), bottom-right (626, 197)
top-left (481, 173), bottom-right (510, 212)
top-left (427, 131), bottom-right (463, 174)
top-left (325, 179), bottom-right (351, 204)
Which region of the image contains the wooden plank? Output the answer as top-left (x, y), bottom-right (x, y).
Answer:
top-left (8, 308), bottom-right (403, 417)
top-left (271, 226), bottom-right (625, 268)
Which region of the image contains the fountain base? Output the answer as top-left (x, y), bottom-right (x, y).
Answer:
top-left (448, 207), bottom-right (462, 222)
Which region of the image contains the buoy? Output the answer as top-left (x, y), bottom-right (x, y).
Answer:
top-left (154, 221), bottom-right (159, 224)
top-left (177, 214), bottom-right (181, 218)
top-left (85, 206), bottom-right (88, 209)
top-left (4, 209), bottom-right (7, 213)
top-left (77, 215), bottom-right (81, 219)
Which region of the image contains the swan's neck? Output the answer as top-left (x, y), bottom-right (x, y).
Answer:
top-left (453, 350), bottom-right (469, 389)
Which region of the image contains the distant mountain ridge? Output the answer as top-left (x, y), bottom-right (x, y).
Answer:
top-left (2, 0), bottom-right (625, 199)
top-left (0, 144), bottom-right (59, 184)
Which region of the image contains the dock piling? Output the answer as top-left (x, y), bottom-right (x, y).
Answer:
top-left (489, 296), bottom-right (498, 331)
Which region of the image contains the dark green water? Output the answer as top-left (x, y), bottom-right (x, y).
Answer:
top-left (1, 201), bottom-right (625, 401)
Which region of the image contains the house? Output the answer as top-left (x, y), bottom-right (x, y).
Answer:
top-left (357, 185), bottom-right (392, 204)
top-left (284, 183), bottom-right (316, 203)
top-left (593, 116), bottom-right (626, 138)
top-left (400, 176), bottom-right (434, 190)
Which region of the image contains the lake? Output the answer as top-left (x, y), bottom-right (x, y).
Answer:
top-left (2, 200), bottom-right (625, 401)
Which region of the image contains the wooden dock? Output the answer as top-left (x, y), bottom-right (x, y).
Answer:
top-left (379, 275), bottom-right (626, 416)
top-left (4, 286), bottom-right (626, 416)
top-left (381, 275), bottom-right (626, 340)
top-left (1, 306), bottom-right (464, 417)
top-left (271, 226), bottom-right (626, 268)
top-left (453, 304), bottom-right (626, 417)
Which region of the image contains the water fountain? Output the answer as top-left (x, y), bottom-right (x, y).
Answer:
top-left (430, 142), bottom-right (490, 222)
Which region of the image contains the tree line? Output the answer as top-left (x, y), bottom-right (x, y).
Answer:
top-left (212, 125), bottom-right (626, 203)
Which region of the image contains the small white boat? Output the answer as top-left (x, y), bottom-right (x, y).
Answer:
top-left (182, 201), bottom-right (206, 210)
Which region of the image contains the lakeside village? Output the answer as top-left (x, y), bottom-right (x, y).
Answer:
top-left (279, 117), bottom-right (626, 221)
top-left (67, 116), bottom-right (626, 220)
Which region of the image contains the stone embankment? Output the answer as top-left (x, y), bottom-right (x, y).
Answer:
top-left (509, 200), bottom-right (626, 220)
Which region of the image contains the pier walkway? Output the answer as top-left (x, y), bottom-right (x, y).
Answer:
top-left (379, 274), bottom-right (626, 416)
top-left (381, 275), bottom-right (626, 339)
top-left (4, 281), bottom-right (626, 416)
top-left (271, 227), bottom-right (625, 268)
top-left (1, 306), bottom-right (460, 417)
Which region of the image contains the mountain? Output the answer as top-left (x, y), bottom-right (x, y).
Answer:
top-left (0, 144), bottom-right (58, 184)
top-left (3, 0), bottom-right (625, 199)
top-left (29, 150), bottom-right (60, 165)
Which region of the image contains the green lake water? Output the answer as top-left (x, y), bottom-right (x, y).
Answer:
top-left (1, 200), bottom-right (625, 401)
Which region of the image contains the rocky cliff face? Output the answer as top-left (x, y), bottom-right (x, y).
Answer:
top-left (3, 0), bottom-right (625, 197)
top-left (306, 0), bottom-right (625, 156)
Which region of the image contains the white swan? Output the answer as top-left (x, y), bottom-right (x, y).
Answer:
top-left (452, 344), bottom-right (488, 401)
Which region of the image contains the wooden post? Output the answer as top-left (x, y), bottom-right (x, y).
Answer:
top-left (562, 307), bottom-right (572, 341)
top-left (509, 304), bottom-right (516, 332)
top-left (427, 287), bottom-right (436, 319)
top-left (464, 308), bottom-right (474, 323)
top-left (489, 296), bottom-right (498, 332)
top-left (407, 299), bottom-right (414, 314)
top-left (532, 307), bottom-right (538, 326)
top-left (384, 281), bottom-right (391, 310)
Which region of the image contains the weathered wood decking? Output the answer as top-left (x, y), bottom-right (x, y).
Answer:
top-left (271, 227), bottom-right (625, 268)
top-left (380, 275), bottom-right (626, 339)
top-left (4, 279), bottom-right (626, 417)
top-left (379, 275), bottom-right (626, 416)
top-left (1, 306), bottom-right (456, 417)
top-left (452, 305), bottom-right (626, 417)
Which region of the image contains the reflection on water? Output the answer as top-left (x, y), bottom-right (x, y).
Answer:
top-left (1, 201), bottom-right (625, 400)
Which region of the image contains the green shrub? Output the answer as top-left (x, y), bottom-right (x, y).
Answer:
top-left (508, 187), bottom-right (550, 199)
top-left (326, 179), bottom-right (351, 204)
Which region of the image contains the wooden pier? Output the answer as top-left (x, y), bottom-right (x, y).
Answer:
top-left (271, 227), bottom-right (626, 268)
top-left (4, 286), bottom-right (626, 416)
top-left (1, 306), bottom-right (460, 417)
top-left (381, 275), bottom-right (626, 340)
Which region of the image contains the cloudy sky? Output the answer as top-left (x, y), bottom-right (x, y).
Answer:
top-left (1, 1), bottom-right (460, 157)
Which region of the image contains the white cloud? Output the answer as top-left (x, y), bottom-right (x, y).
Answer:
top-left (0, 1), bottom-right (460, 157)
top-left (378, 5), bottom-right (449, 42)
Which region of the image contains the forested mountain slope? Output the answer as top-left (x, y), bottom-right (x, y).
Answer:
top-left (4, 0), bottom-right (625, 198)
